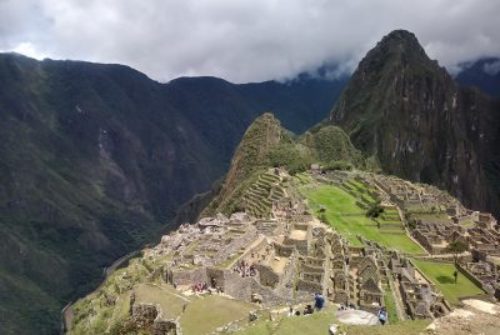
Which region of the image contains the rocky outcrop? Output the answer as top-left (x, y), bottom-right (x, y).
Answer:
top-left (329, 30), bottom-right (500, 216)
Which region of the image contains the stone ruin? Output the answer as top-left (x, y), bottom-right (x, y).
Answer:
top-left (143, 189), bottom-right (452, 322)
top-left (131, 302), bottom-right (179, 335)
top-left (388, 252), bottom-right (450, 319)
top-left (131, 168), bottom-right (500, 329)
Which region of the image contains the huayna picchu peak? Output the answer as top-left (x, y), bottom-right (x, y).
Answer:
top-left (329, 29), bottom-right (500, 220)
top-left (1, 24), bottom-right (500, 335)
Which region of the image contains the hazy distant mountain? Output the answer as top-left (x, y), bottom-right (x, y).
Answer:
top-left (456, 57), bottom-right (500, 98)
top-left (0, 53), bottom-right (346, 334)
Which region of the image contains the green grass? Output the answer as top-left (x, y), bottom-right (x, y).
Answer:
top-left (412, 260), bottom-right (484, 305)
top-left (383, 283), bottom-right (399, 324)
top-left (346, 320), bottom-right (430, 335)
top-left (180, 295), bottom-right (255, 335)
top-left (234, 309), bottom-right (335, 335)
top-left (233, 308), bottom-right (429, 335)
top-left (302, 184), bottom-right (423, 254)
top-left (134, 283), bottom-right (189, 319)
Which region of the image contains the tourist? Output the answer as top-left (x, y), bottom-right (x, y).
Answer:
top-left (314, 292), bottom-right (325, 311)
top-left (377, 307), bottom-right (387, 325)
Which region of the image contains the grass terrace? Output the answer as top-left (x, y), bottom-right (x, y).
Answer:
top-left (134, 283), bottom-right (190, 319)
top-left (233, 307), bottom-right (429, 335)
top-left (180, 295), bottom-right (255, 335)
top-left (302, 183), bottom-right (423, 254)
top-left (412, 260), bottom-right (484, 305)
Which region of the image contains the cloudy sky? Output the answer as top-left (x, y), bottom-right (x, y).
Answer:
top-left (1, 0), bottom-right (500, 83)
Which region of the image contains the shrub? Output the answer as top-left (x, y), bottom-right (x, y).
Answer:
top-left (323, 160), bottom-right (353, 171)
top-left (366, 202), bottom-right (384, 218)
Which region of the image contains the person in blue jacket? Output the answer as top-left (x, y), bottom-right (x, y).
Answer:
top-left (314, 293), bottom-right (325, 311)
top-left (378, 307), bottom-right (387, 325)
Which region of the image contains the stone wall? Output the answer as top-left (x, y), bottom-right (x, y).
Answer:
top-left (131, 304), bottom-right (158, 329)
top-left (153, 319), bottom-right (178, 335)
top-left (296, 279), bottom-right (323, 293)
top-left (170, 267), bottom-right (208, 286)
top-left (257, 264), bottom-right (280, 287)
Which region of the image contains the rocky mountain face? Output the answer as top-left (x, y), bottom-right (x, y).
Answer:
top-left (0, 53), bottom-right (346, 334)
top-left (456, 57), bottom-right (500, 98)
top-left (329, 30), bottom-right (500, 217)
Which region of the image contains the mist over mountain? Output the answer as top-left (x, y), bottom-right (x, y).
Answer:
top-left (456, 57), bottom-right (500, 98)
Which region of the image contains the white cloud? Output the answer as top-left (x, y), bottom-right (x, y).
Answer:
top-left (7, 42), bottom-right (47, 60)
top-left (1, 0), bottom-right (499, 83)
top-left (484, 60), bottom-right (500, 75)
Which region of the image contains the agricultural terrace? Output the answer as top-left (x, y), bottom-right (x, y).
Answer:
top-left (412, 259), bottom-right (485, 305)
top-left (301, 179), bottom-right (423, 254)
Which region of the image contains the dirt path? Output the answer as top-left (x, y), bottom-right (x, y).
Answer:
top-left (425, 300), bottom-right (500, 335)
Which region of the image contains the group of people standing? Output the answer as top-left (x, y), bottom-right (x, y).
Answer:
top-left (233, 260), bottom-right (257, 277)
top-left (287, 293), bottom-right (326, 317)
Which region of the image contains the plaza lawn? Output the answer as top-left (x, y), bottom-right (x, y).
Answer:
top-left (234, 308), bottom-right (429, 335)
top-left (412, 260), bottom-right (484, 305)
top-left (302, 184), bottom-right (423, 254)
top-left (180, 295), bottom-right (255, 335)
top-left (134, 284), bottom-right (190, 319)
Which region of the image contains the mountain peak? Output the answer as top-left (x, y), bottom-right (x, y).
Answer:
top-left (360, 29), bottom-right (429, 71)
top-left (380, 29), bottom-right (420, 46)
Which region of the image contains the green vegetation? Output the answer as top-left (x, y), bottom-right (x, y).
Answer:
top-left (383, 285), bottom-right (399, 324)
top-left (412, 260), bottom-right (484, 305)
top-left (204, 114), bottom-right (284, 215)
top-left (267, 142), bottom-right (312, 175)
top-left (302, 183), bottom-right (423, 254)
top-left (300, 125), bottom-right (363, 167)
top-left (69, 257), bottom-right (153, 334)
top-left (345, 320), bottom-right (430, 335)
top-left (366, 201), bottom-right (384, 218)
top-left (134, 284), bottom-right (188, 319)
top-left (233, 309), bottom-right (336, 335)
top-left (233, 309), bottom-right (429, 335)
top-left (180, 296), bottom-right (255, 335)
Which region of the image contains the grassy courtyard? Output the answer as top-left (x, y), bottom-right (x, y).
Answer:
top-left (302, 184), bottom-right (423, 254)
top-left (412, 260), bottom-right (484, 305)
top-left (233, 308), bottom-right (429, 335)
top-left (180, 295), bottom-right (255, 335)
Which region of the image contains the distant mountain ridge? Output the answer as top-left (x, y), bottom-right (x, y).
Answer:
top-left (0, 53), bottom-right (346, 334)
top-left (456, 57), bottom-right (500, 98)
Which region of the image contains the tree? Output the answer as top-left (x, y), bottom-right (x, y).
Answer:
top-left (447, 240), bottom-right (468, 264)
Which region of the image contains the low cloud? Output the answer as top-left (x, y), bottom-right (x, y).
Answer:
top-left (1, 0), bottom-right (500, 83)
top-left (484, 60), bottom-right (500, 75)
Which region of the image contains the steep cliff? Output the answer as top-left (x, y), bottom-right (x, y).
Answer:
top-left (329, 30), bottom-right (500, 216)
